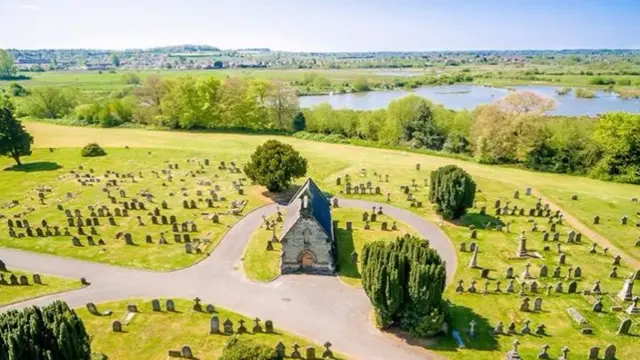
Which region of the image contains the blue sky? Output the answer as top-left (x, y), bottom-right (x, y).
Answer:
top-left (2, 0), bottom-right (640, 51)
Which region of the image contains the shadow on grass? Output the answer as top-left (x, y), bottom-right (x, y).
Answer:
top-left (430, 302), bottom-right (499, 353)
top-left (457, 212), bottom-right (504, 229)
top-left (3, 161), bottom-right (62, 172)
top-left (335, 228), bottom-right (360, 280)
top-left (261, 185), bottom-right (302, 206)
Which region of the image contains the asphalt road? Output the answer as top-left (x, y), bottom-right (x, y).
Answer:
top-left (0, 199), bottom-right (455, 360)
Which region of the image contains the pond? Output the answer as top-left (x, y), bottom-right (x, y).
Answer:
top-left (299, 84), bottom-right (640, 116)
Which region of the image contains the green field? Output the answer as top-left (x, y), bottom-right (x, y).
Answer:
top-left (2, 122), bottom-right (640, 359)
top-left (243, 213), bottom-right (283, 282)
top-left (78, 298), bottom-right (346, 360)
top-left (0, 269), bottom-right (83, 306)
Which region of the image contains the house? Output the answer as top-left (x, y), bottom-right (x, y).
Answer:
top-left (280, 178), bottom-right (336, 275)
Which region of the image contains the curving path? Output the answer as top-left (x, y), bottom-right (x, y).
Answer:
top-left (0, 199), bottom-right (454, 360)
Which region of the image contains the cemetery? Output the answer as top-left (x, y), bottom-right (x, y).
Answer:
top-left (77, 298), bottom-right (344, 360)
top-left (0, 260), bottom-right (83, 306)
top-left (0, 123), bottom-right (638, 360)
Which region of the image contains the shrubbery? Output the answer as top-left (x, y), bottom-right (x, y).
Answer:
top-left (0, 301), bottom-right (91, 359)
top-left (244, 140), bottom-right (308, 192)
top-left (361, 235), bottom-right (448, 337)
top-left (81, 143), bottom-right (107, 157)
top-left (429, 165), bottom-right (476, 220)
top-left (219, 337), bottom-right (280, 360)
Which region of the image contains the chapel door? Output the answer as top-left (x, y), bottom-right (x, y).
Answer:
top-left (301, 252), bottom-right (314, 270)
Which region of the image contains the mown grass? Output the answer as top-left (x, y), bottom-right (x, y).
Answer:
top-left (0, 269), bottom-right (83, 306)
top-left (2, 122), bottom-right (639, 358)
top-left (333, 208), bottom-right (419, 287)
top-left (78, 298), bottom-right (347, 360)
top-left (243, 213), bottom-right (283, 282)
top-left (431, 177), bottom-right (639, 360)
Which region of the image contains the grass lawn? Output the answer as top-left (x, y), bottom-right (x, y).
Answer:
top-left (2, 122), bottom-right (639, 358)
top-left (430, 177), bottom-right (639, 360)
top-left (333, 208), bottom-right (419, 287)
top-left (0, 269), bottom-right (83, 306)
top-left (243, 213), bottom-right (283, 282)
top-left (77, 298), bottom-right (347, 360)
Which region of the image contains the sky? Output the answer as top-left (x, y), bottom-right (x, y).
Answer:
top-left (2, 0), bottom-right (640, 51)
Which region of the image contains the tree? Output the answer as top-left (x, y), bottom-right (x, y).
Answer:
top-left (352, 76), bottom-right (370, 92)
top-left (402, 100), bottom-right (444, 150)
top-left (428, 165), bottom-right (476, 220)
top-left (243, 140), bottom-right (308, 192)
top-left (81, 143), bottom-right (107, 157)
top-left (361, 235), bottom-right (447, 337)
top-left (0, 49), bottom-right (17, 79)
top-left (0, 301), bottom-right (91, 359)
top-left (266, 81), bottom-right (299, 130)
top-left (0, 105), bottom-right (33, 166)
top-left (292, 111), bottom-right (306, 132)
top-left (111, 53), bottom-right (121, 67)
top-left (591, 112), bottom-right (640, 183)
top-left (24, 87), bottom-right (77, 119)
top-left (471, 91), bottom-right (555, 164)
top-left (9, 82), bottom-right (27, 96)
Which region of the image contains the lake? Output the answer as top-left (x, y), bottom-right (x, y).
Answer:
top-left (299, 85), bottom-right (640, 116)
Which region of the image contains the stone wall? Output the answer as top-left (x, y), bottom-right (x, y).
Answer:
top-left (281, 218), bottom-right (335, 275)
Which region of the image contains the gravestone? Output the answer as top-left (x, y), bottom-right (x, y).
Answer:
top-left (166, 299), bottom-right (175, 312)
top-left (567, 308), bottom-right (587, 325)
top-left (604, 344), bottom-right (616, 360)
top-left (112, 320), bottom-right (122, 332)
top-left (151, 299), bottom-right (161, 311)
top-left (265, 320), bottom-right (274, 333)
top-left (534, 297), bottom-right (543, 311)
top-left (210, 316), bottom-right (220, 333)
top-left (181, 346), bottom-right (193, 359)
top-left (617, 318), bottom-right (631, 335)
top-left (223, 319), bottom-right (234, 334)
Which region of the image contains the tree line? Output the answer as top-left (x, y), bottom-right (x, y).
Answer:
top-left (300, 92), bottom-right (640, 185)
top-left (3, 73), bottom-right (640, 184)
top-left (9, 75), bottom-right (300, 131)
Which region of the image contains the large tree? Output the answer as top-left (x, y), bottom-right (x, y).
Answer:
top-left (0, 49), bottom-right (17, 79)
top-left (429, 165), bottom-right (476, 220)
top-left (471, 91), bottom-right (555, 164)
top-left (243, 140), bottom-right (307, 192)
top-left (361, 235), bottom-right (447, 337)
top-left (266, 81), bottom-right (298, 130)
top-left (0, 105), bottom-right (33, 166)
top-left (24, 86), bottom-right (78, 119)
top-left (0, 301), bottom-right (91, 359)
top-left (591, 112), bottom-right (640, 183)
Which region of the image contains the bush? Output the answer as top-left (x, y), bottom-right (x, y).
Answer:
top-left (243, 140), bottom-right (308, 192)
top-left (575, 88), bottom-right (596, 98)
top-left (292, 111), bottom-right (306, 132)
top-left (9, 82), bottom-right (27, 96)
top-left (219, 337), bottom-right (281, 360)
top-left (361, 235), bottom-right (448, 337)
top-left (429, 165), bottom-right (476, 220)
top-left (81, 143), bottom-right (107, 157)
top-left (0, 301), bottom-right (91, 359)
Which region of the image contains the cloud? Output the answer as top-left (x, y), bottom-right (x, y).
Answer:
top-left (19, 4), bottom-right (40, 10)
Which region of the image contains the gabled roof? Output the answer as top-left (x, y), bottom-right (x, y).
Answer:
top-left (282, 178), bottom-right (333, 240)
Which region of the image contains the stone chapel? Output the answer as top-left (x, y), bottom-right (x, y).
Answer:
top-left (280, 178), bottom-right (336, 275)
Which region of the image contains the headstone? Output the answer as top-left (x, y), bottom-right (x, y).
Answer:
top-left (210, 316), bottom-right (220, 333)
top-left (534, 297), bottom-right (542, 311)
top-left (166, 299), bottom-right (175, 312)
top-left (112, 320), bottom-right (122, 332)
top-left (223, 319), bottom-right (234, 334)
top-left (604, 344), bottom-right (616, 360)
top-left (617, 318), bottom-right (631, 335)
top-left (567, 308), bottom-right (587, 325)
top-left (181, 345), bottom-right (193, 359)
top-left (265, 320), bottom-right (274, 333)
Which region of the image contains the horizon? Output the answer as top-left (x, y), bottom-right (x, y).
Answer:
top-left (2, 0), bottom-right (640, 51)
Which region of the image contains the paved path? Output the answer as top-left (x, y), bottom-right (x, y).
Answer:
top-left (0, 199), bottom-right (454, 360)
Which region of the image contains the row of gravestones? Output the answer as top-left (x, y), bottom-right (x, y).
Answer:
top-left (0, 273), bottom-right (42, 286)
top-left (343, 220), bottom-right (395, 232)
top-left (493, 319), bottom-right (546, 336)
top-left (507, 341), bottom-right (617, 360)
top-left (274, 341), bottom-right (334, 360)
top-left (455, 278), bottom-right (586, 296)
